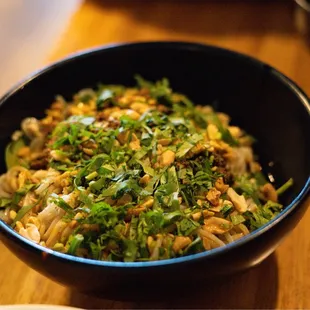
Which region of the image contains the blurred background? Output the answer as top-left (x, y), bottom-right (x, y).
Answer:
top-left (0, 0), bottom-right (82, 95)
top-left (1, 0), bottom-right (310, 309)
top-left (0, 0), bottom-right (310, 96)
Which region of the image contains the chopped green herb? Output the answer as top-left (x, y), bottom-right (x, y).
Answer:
top-left (276, 178), bottom-right (294, 196)
top-left (0, 76), bottom-right (291, 263)
top-left (68, 234), bottom-right (84, 255)
top-left (230, 214), bottom-right (246, 225)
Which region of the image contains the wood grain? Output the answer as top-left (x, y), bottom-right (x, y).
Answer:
top-left (1, 1), bottom-right (310, 308)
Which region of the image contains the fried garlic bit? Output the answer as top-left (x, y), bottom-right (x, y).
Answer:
top-left (0, 77), bottom-right (291, 262)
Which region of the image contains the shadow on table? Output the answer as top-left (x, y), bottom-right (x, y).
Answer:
top-left (89, 0), bottom-right (295, 36)
top-left (69, 253), bottom-right (279, 309)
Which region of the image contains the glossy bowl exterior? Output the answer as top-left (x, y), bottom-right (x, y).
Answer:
top-left (0, 42), bottom-right (309, 296)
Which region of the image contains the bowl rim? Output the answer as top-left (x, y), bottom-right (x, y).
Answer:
top-left (0, 41), bottom-right (309, 268)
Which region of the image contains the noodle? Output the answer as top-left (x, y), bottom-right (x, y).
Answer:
top-left (0, 77), bottom-right (291, 262)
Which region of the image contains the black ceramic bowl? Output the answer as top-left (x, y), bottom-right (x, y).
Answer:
top-left (0, 42), bottom-right (309, 297)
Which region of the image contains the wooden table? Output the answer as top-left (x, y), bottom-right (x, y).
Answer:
top-left (1, 1), bottom-right (310, 308)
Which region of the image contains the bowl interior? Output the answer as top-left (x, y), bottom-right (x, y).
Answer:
top-left (0, 42), bottom-right (309, 211)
